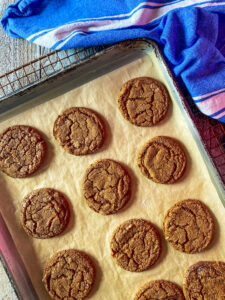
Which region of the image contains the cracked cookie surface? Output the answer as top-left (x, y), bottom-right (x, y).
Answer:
top-left (138, 136), bottom-right (186, 184)
top-left (134, 280), bottom-right (184, 300)
top-left (43, 249), bottom-right (95, 300)
top-left (21, 188), bottom-right (70, 239)
top-left (53, 107), bottom-right (105, 155)
top-left (83, 159), bottom-right (131, 215)
top-left (110, 219), bottom-right (161, 272)
top-left (0, 125), bottom-right (46, 178)
top-left (163, 199), bottom-right (214, 253)
top-left (117, 77), bottom-right (170, 127)
top-left (183, 261), bottom-right (225, 300)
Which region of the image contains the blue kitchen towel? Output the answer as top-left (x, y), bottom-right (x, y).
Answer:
top-left (1, 0), bottom-right (225, 122)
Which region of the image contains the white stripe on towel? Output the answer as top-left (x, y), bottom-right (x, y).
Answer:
top-left (28, 0), bottom-right (225, 49)
top-left (193, 87), bottom-right (225, 101)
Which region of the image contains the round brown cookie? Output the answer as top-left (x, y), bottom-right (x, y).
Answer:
top-left (138, 136), bottom-right (186, 184)
top-left (43, 249), bottom-right (95, 300)
top-left (117, 77), bottom-right (170, 127)
top-left (163, 199), bottom-right (214, 254)
top-left (53, 107), bottom-right (105, 156)
top-left (110, 219), bottom-right (161, 272)
top-left (83, 159), bottom-right (131, 215)
top-left (183, 261), bottom-right (225, 300)
top-left (21, 188), bottom-right (70, 238)
top-left (0, 125), bottom-right (46, 178)
top-left (134, 280), bottom-right (185, 300)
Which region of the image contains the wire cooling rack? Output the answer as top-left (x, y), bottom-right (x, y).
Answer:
top-left (0, 46), bottom-right (224, 186)
top-left (182, 87), bottom-right (225, 185)
top-left (0, 47), bottom-right (106, 98)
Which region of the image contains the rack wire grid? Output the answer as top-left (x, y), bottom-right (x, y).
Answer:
top-left (0, 46), bottom-right (224, 186)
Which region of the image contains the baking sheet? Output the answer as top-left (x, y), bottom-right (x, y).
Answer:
top-left (0, 52), bottom-right (224, 300)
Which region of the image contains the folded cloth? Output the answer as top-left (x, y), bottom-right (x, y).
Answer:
top-left (1, 0), bottom-right (225, 123)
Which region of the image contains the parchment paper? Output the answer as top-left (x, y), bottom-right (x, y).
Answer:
top-left (0, 53), bottom-right (224, 300)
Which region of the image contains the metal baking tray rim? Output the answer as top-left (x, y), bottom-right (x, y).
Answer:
top-left (0, 38), bottom-right (224, 300)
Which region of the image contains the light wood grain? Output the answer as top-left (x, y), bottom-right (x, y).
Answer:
top-left (0, 263), bottom-right (18, 300)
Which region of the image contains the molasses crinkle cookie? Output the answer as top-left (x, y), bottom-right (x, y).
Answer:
top-left (110, 219), bottom-right (161, 272)
top-left (163, 199), bottom-right (214, 253)
top-left (83, 159), bottom-right (131, 215)
top-left (183, 261), bottom-right (225, 300)
top-left (117, 77), bottom-right (170, 127)
top-left (21, 188), bottom-right (70, 239)
top-left (138, 136), bottom-right (187, 184)
top-left (0, 125), bottom-right (46, 178)
top-left (43, 249), bottom-right (95, 300)
top-left (53, 107), bottom-right (105, 155)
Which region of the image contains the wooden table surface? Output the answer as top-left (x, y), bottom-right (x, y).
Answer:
top-left (0, 1), bottom-right (52, 299)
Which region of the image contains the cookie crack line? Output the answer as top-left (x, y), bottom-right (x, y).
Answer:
top-left (163, 199), bottom-right (214, 254)
top-left (138, 136), bottom-right (186, 184)
top-left (113, 231), bottom-right (148, 263)
top-left (53, 107), bottom-right (105, 156)
top-left (141, 143), bottom-right (176, 183)
top-left (141, 143), bottom-right (176, 180)
top-left (2, 130), bottom-right (39, 156)
top-left (85, 176), bottom-right (128, 211)
top-left (117, 77), bottom-right (169, 127)
top-left (85, 164), bottom-right (118, 181)
top-left (125, 95), bottom-right (166, 124)
top-left (68, 113), bottom-right (97, 150)
top-left (181, 206), bottom-right (208, 240)
top-left (110, 219), bottom-right (161, 272)
top-left (21, 188), bottom-right (70, 239)
top-left (43, 250), bottom-right (95, 300)
top-left (0, 125), bottom-right (46, 178)
top-left (183, 262), bottom-right (225, 299)
top-left (24, 203), bottom-right (66, 236)
top-left (135, 280), bottom-right (185, 300)
top-left (83, 159), bottom-right (131, 215)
